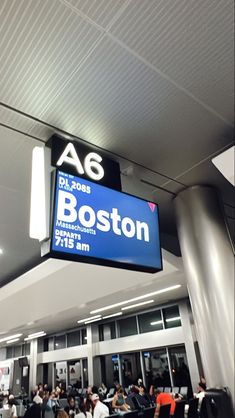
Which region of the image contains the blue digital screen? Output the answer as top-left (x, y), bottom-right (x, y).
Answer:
top-left (51, 171), bottom-right (162, 273)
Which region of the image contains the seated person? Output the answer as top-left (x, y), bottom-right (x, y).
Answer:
top-left (3, 396), bottom-right (18, 418)
top-left (64, 396), bottom-right (78, 417)
top-left (154, 389), bottom-right (176, 417)
top-left (112, 387), bottom-right (130, 413)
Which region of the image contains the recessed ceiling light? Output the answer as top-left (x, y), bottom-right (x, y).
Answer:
top-left (77, 315), bottom-right (101, 324)
top-left (90, 285), bottom-right (181, 314)
top-left (121, 300), bottom-right (154, 311)
top-left (27, 322), bottom-right (35, 326)
top-left (0, 248), bottom-right (3, 255)
top-left (85, 318), bottom-right (102, 325)
top-left (0, 334), bottom-right (22, 343)
top-left (28, 331), bottom-right (45, 338)
top-left (6, 338), bottom-right (20, 344)
top-left (24, 332), bottom-right (46, 341)
top-left (103, 312), bottom-right (123, 319)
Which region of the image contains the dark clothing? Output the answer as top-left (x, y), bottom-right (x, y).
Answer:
top-left (24, 404), bottom-right (42, 418)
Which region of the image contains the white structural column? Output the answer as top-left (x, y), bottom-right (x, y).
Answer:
top-left (174, 186), bottom-right (234, 403)
top-left (29, 339), bottom-right (38, 391)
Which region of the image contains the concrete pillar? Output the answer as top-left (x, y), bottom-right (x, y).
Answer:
top-left (174, 186), bottom-right (234, 402)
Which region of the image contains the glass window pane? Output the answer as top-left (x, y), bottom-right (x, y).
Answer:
top-left (6, 347), bottom-right (13, 359)
top-left (102, 322), bottom-right (116, 341)
top-left (14, 345), bottom-right (22, 358)
top-left (81, 329), bottom-right (87, 345)
top-left (23, 343), bottom-right (30, 356)
top-left (100, 354), bottom-right (119, 388)
top-left (67, 331), bottom-right (80, 347)
top-left (168, 345), bottom-right (192, 395)
top-left (138, 310), bottom-right (163, 333)
top-left (82, 358), bottom-right (88, 387)
top-left (99, 325), bottom-right (104, 342)
top-left (143, 348), bottom-right (171, 389)
top-left (163, 305), bottom-right (181, 328)
top-left (54, 335), bottom-right (66, 350)
top-left (118, 317), bottom-right (137, 338)
top-left (55, 361), bottom-right (67, 389)
top-left (68, 360), bottom-right (82, 387)
top-left (120, 352), bottom-right (142, 386)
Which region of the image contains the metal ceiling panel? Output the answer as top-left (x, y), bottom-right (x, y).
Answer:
top-left (33, 35), bottom-right (230, 178)
top-left (63, 0), bottom-right (130, 29)
top-left (0, 0), bottom-right (102, 115)
top-left (109, 0), bottom-right (234, 123)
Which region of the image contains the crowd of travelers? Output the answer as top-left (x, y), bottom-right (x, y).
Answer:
top-left (0, 378), bottom-right (208, 418)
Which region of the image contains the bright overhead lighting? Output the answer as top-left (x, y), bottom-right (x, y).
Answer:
top-left (150, 320), bottom-right (163, 326)
top-left (85, 318), bottom-right (102, 325)
top-left (103, 312), bottom-right (123, 319)
top-left (121, 300), bottom-right (154, 311)
top-left (29, 146), bottom-right (50, 241)
top-left (28, 331), bottom-right (45, 338)
top-left (90, 285), bottom-right (181, 314)
top-left (212, 146), bottom-right (235, 186)
top-left (0, 248), bottom-right (3, 255)
top-left (77, 315), bottom-right (101, 324)
top-left (24, 332), bottom-right (46, 341)
top-left (166, 316), bottom-right (181, 323)
top-left (0, 334), bottom-right (22, 343)
top-left (6, 338), bottom-right (20, 344)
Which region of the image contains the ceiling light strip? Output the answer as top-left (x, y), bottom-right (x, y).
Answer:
top-left (165, 316), bottom-right (181, 323)
top-left (85, 318), bottom-right (103, 325)
top-left (121, 300), bottom-right (154, 311)
top-left (150, 320), bottom-right (163, 326)
top-left (6, 338), bottom-right (20, 344)
top-left (77, 315), bottom-right (101, 324)
top-left (24, 333), bottom-right (46, 341)
top-left (103, 312), bottom-right (123, 319)
top-left (90, 285), bottom-right (181, 314)
top-left (0, 334), bottom-right (22, 343)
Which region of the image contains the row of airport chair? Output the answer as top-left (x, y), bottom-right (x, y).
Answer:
top-left (157, 386), bottom-right (188, 397)
top-left (107, 398), bottom-right (199, 418)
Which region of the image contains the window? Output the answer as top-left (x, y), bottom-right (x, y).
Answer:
top-left (6, 346), bottom-right (13, 359)
top-left (67, 330), bottom-right (80, 347)
top-left (99, 322), bottom-right (116, 341)
top-left (22, 343), bottom-right (30, 356)
top-left (163, 305), bottom-right (181, 329)
top-left (68, 360), bottom-right (82, 387)
top-left (143, 349), bottom-right (171, 389)
top-left (120, 352), bottom-right (142, 387)
top-left (13, 345), bottom-right (22, 358)
top-left (168, 345), bottom-right (192, 394)
top-left (54, 335), bottom-right (66, 350)
top-left (118, 316), bottom-right (137, 338)
top-left (81, 329), bottom-right (87, 345)
top-left (138, 309), bottom-right (163, 333)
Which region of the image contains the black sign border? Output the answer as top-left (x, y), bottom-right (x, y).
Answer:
top-left (46, 169), bottom-right (163, 274)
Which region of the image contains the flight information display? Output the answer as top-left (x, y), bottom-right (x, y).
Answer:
top-left (51, 170), bottom-right (162, 273)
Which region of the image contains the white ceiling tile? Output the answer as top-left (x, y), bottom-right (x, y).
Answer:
top-left (109, 0), bottom-right (234, 122)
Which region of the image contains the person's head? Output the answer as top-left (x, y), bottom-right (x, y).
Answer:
top-left (91, 393), bottom-right (99, 406)
top-left (130, 385), bottom-right (139, 394)
top-left (8, 398), bottom-right (15, 407)
top-left (92, 385), bottom-right (99, 394)
top-left (117, 387), bottom-right (124, 395)
top-left (156, 389), bottom-right (162, 396)
top-left (198, 382), bottom-right (206, 392)
top-left (57, 412), bottom-right (69, 418)
top-left (67, 396), bottom-right (75, 408)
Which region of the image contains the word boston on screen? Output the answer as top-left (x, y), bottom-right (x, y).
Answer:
top-left (49, 171), bottom-right (162, 273)
top-left (47, 134), bottom-right (121, 190)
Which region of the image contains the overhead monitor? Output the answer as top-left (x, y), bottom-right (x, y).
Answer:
top-left (48, 170), bottom-right (162, 273)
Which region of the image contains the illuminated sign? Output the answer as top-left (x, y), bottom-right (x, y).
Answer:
top-left (48, 171), bottom-right (162, 273)
top-left (47, 135), bottom-right (121, 190)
